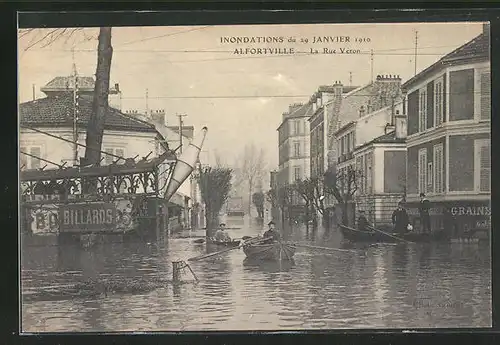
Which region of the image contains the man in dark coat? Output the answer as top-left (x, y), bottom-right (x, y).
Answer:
top-left (263, 221), bottom-right (281, 242)
top-left (419, 193), bottom-right (431, 233)
top-left (392, 202), bottom-right (409, 235)
top-left (357, 210), bottom-right (370, 232)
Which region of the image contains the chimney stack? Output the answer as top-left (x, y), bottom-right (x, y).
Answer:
top-left (394, 113), bottom-right (407, 139)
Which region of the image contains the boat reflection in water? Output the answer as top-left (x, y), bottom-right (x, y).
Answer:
top-left (242, 257), bottom-right (295, 273)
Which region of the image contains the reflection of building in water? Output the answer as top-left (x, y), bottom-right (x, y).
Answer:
top-left (402, 24), bottom-right (491, 239)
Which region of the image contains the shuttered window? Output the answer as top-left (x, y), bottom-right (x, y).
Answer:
top-left (433, 144), bottom-right (444, 193)
top-left (293, 142), bottom-right (301, 157)
top-left (30, 147), bottom-right (41, 169)
top-left (418, 148), bottom-right (427, 195)
top-left (475, 139), bottom-right (491, 192)
top-left (20, 146), bottom-right (27, 169)
top-left (427, 162), bottom-right (433, 193)
top-left (480, 71), bottom-right (491, 121)
top-left (294, 166), bottom-right (301, 181)
top-left (419, 88), bottom-right (428, 132)
top-left (366, 152), bottom-right (373, 194)
top-left (434, 79), bottom-right (444, 126)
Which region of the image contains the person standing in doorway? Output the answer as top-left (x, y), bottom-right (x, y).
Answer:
top-left (419, 193), bottom-right (431, 234)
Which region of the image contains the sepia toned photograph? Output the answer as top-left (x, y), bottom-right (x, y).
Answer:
top-left (18, 20), bottom-right (491, 332)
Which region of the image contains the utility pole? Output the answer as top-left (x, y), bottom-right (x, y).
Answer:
top-left (32, 84), bottom-right (35, 101)
top-left (414, 30), bottom-right (418, 76)
top-left (370, 49), bottom-right (374, 82)
top-left (72, 46), bottom-right (79, 165)
top-left (177, 113), bottom-right (187, 153)
top-left (145, 88), bottom-right (149, 116)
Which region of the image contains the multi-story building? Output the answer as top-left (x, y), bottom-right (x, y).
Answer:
top-left (309, 76), bottom-right (403, 217)
top-left (402, 24), bottom-right (490, 239)
top-left (277, 102), bottom-right (313, 212)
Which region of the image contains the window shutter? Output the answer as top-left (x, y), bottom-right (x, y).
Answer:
top-left (30, 147), bottom-right (41, 169)
top-left (480, 72), bottom-right (491, 121)
top-left (427, 162), bottom-right (433, 193)
top-left (20, 147), bottom-right (27, 169)
top-left (433, 145), bottom-right (444, 193)
top-left (480, 145), bottom-right (491, 192)
top-left (105, 148), bottom-right (114, 165)
top-left (418, 149), bottom-right (427, 194)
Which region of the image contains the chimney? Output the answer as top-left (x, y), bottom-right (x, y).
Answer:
top-left (114, 83), bottom-right (120, 93)
top-left (394, 113), bottom-right (407, 139)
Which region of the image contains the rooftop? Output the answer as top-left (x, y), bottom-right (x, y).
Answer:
top-left (354, 130), bottom-right (406, 152)
top-left (19, 93), bottom-right (156, 133)
top-left (402, 30), bottom-right (489, 89)
top-left (41, 76), bottom-right (120, 94)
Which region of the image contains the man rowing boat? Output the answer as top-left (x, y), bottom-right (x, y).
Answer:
top-left (214, 223), bottom-right (231, 242)
top-left (262, 221), bottom-right (281, 242)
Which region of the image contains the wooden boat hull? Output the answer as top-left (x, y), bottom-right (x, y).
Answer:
top-left (339, 225), bottom-right (449, 243)
top-left (242, 241), bottom-right (296, 261)
top-left (207, 239), bottom-right (241, 247)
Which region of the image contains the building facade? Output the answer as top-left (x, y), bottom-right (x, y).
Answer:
top-left (277, 102), bottom-right (313, 211)
top-left (309, 76), bottom-right (403, 215)
top-left (402, 24), bottom-right (490, 238)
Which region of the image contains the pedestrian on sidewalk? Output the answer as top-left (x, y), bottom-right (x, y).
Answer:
top-left (419, 193), bottom-right (431, 233)
top-left (392, 202), bottom-right (409, 235)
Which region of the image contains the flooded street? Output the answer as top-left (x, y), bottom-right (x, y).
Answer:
top-left (21, 222), bottom-right (491, 332)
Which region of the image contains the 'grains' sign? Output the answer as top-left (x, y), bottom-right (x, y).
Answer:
top-left (59, 203), bottom-right (116, 232)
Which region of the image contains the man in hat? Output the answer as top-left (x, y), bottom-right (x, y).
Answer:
top-left (357, 210), bottom-right (371, 232)
top-left (214, 223), bottom-right (231, 242)
top-left (392, 202), bottom-right (410, 235)
top-left (419, 193), bottom-right (431, 234)
top-left (263, 221), bottom-right (281, 242)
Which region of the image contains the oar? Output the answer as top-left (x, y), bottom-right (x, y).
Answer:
top-left (187, 237), bottom-right (267, 262)
top-left (367, 225), bottom-right (414, 244)
top-left (290, 242), bottom-right (360, 253)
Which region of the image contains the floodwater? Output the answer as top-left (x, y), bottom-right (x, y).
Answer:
top-left (21, 221), bottom-right (491, 332)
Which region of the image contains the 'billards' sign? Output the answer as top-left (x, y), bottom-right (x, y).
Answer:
top-left (59, 203), bottom-right (116, 232)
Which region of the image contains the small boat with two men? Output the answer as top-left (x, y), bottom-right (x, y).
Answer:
top-left (242, 221), bottom-right (296, 262)
top-left (340, 207), bottom-right (448, 244)
top-left (207, 222), bottom-right (241, 247)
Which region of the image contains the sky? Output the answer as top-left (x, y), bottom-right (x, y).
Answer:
top-left (18, 22), bottom-right (484, 170)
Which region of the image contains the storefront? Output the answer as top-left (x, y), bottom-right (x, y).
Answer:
top-left (404, 199), bottom-right (491, 239)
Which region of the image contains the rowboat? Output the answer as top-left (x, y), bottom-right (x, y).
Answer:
top-left (207, 238), bottom-right (241, 247)
top-left (339, 225), bottom-right (449, 243)
top-left (242, 240), bottom-right (296, 261)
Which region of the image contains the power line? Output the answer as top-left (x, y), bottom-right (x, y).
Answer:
top-left (118, 90), bottom-right (488, 100)
top-left (118, 26), bottom-right (214, 46)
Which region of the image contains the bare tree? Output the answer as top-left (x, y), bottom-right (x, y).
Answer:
top-left (82, 27), bottom-right (113, 168)
top-left (292, 178), bottom-right (316, 224)
top-left (323, 166), bottom-right (363, 226)
top-left (19, 27), bottom-right (113, 170)
top-left (239, 144), bottom-right (267, 217)
top-left (197, 166), bottom-right (233, 238)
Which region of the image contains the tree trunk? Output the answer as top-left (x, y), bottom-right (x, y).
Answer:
top-left (83, 27), bottom-right (113, 167)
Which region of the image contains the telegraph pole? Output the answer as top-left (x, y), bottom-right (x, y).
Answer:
top-left (370, 49), bottom-right (374, 81)
top-left (72, 46), bottom-right (79, 165)
top-left (414, 30), bottom-right (419, 75)
top-left (32, 84), bottom-right (35, 101)
top-left (177, 113), bottom-right (187, 153)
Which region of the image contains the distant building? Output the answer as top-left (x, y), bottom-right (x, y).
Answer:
top-left (309, 76), bottom-right (403, 215)
top-left (277, 103), bottom-right (312, 186)
top-left (402, 24), bottom-right (490, 238)
top-left (276, 102), bottom-right (315, 220)
top-left (41, 75), bottom-right (122, 110)
top-left (124, 108), bottom-right (201, 230)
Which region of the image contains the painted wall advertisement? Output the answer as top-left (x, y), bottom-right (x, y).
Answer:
top-left (29, 198), bottom-right (139, 234)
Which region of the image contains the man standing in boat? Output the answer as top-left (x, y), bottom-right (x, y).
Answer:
top-left (392, 202), bottom-right (409, 235)
top-left (214, 223), bottom-right (231, 242)
top-left (419, 193), bottom-right (431, 234)
top-left (263, 221), bottom-right (281, 242)
top-left (357, 210), bottom-right (371, 232)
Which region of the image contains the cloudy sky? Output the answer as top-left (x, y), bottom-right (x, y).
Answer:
top-left (18, 22), bottom-right (484, 169)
